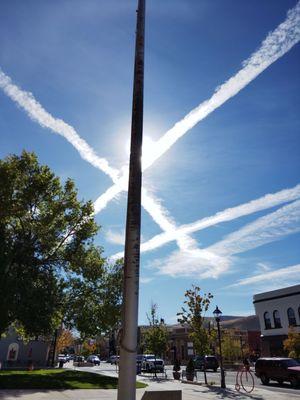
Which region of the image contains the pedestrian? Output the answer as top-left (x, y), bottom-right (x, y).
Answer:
top-left (243, 356), bottom-right (250, 371)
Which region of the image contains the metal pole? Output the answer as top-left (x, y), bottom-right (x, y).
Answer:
top-left (117, 1), bottom-right (145, 399)
top-left (240, 335), bottom-right (244, 359)
top-left (217, 320), bottom-right (226, 389)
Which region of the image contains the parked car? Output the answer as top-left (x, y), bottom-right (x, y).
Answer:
top-left (57, 354), bottom-right (68, 363)
top-left (136, 354), bottom-right (144, 365)
top-left (87, 355), bottom-right (101, 365)
top-left (141, 354), bottom-right (164, 372)
top-left (255, 357), bottom-right (300, 388)
top-left (74, 355), bottom-right (85, 363)
top-left (193, 355), bottom-right (219, 372)
top-left (109, 355), bottom-right (120, 364)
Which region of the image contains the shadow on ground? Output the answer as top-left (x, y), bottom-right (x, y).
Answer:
top-left (189, 386), bottom-right (264, 400)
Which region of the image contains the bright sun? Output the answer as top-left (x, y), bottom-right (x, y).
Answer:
top-left (125, 135), bottom-right (157, 168)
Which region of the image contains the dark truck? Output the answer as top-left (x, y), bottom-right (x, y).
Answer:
top-left (255, 357), bottom-right (300, 388)
top-left (193, 355), bottom-right (219, 372)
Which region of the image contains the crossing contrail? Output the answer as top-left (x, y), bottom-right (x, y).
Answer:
top-left (94, 1), bottom-right (300, 213)
top-left (155, 199), bottom-right (300, 279)
top-left (0, 68), bottom-right (185, 247)
top-left (140, 183), bottom-right (300, 252)
top-left (0, 69), bottom-right (120, 182)
top-left (1, 2), bottom-right (299, 263)
top-left (112, 183), bottom-right (300, 258)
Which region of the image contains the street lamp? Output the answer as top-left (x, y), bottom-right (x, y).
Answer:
top-left (213, 306), bottom-right (226, 389)
top-left (239, 334), bottom-right (244, 359)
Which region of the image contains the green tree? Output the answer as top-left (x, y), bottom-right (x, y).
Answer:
top-left (0, 151), bottom-right (122, 337)
top-left (221, 332), bottom-right (242, 362)
top-left (283, 328), bottom-right (300, 358)
top-left (177, 285), bottom-right (213, 356)
top-left (144, 303), bottom-right (168, 359)
top-left (81, 339), bottom-right (97, 357)
top-left (65, 259), bottom-right (123, 339)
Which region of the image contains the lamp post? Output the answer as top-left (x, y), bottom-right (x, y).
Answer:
top-left (239, 334), bottom-right (244, 359)
top-left (213, 306), bottom-right (226, 389)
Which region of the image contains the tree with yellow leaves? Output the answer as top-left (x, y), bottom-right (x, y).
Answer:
top-left (57, 329), bottom-right (74, 354)
top-left (283, 328), bottom-right (300, 358)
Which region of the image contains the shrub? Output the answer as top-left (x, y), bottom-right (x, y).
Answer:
top-left (173, 359), bottom-right (181, 372)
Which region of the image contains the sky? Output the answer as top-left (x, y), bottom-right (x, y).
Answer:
top-left (0, 0), bottom-right (300, 325)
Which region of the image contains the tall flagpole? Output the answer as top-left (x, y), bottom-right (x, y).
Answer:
top-left (117, 1), bottom-right (145, 399)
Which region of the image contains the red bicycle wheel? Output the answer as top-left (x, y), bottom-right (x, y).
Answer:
top-left (240, 370), bottom-right (254, 393)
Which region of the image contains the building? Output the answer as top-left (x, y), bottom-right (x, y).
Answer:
top-left (139, 318), bottom-right (260, 364)
top-left (220, 315), bottom-right (261, 358)
top-left (253, 284), bottom-right (300, 356)
top-left (0, 328), bottom-right (50, 368)
top-left (166, 324), bottom-right (191, 363)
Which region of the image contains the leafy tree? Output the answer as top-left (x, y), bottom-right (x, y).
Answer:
top-left (0, 151), bottom-right (122, 337)
top-left (81, 339), bottom-right (97, 357)
top-left (144, 303), bottom-right (168, 359)
top-left (177, 285), bottom-right (213, 356)
top-left (65, 259), bottom-right (123, 339)
top-left (221, 332), bottom-right (242, 362)
top-left (56, 329), bottom-right (74, 354)
top-left (283, 328), bottom-right (300, 358)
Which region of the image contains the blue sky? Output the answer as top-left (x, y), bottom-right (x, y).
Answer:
top-left (1, 0), bottom-right (300, 324)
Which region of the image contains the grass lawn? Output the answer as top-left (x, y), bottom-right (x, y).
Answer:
top-left (0, 369), bottom-right (147, 389)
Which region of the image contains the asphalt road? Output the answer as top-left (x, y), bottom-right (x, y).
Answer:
top-left (70, 362), bottom-right (300, 397)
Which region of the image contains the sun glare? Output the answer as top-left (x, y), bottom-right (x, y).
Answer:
top-left (125, 135), bottom-right (157, 169)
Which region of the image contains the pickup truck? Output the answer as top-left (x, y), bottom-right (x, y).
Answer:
top-left (141, 354), bottom-right (164, 372)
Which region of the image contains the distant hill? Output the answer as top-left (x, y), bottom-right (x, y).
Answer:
top-left (202, 315), bottom-right (243, 327)
top-left (220, 315), bottom-right (260, 331)
top-left (157, 315), bottom-right (260, 332)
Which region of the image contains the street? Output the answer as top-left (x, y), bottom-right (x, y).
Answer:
top-left (71, 362), bottom-right (300, 398)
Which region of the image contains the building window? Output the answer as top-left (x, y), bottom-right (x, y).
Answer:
top-left (273, 310), bottom-right (282, 328)
top-left (264, 311), bottom-right (272, 329)
top-left (287, 308), bottom-right (296, 326)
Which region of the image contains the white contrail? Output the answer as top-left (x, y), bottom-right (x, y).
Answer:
top-left (0, 68), bottom-right (188, 247)
top-left (0, 69), bottom-right (120, 182)
top-left (141, 187), bottom-right (197, 251)
top-left (230, 264), bottom-right (300, 287)
top-left (155, 200), bottom-right (300, 279)
top-left (93, 1), bottom-right (300, 213)
top-left (141, 184), bottom-right (300, 252)
top-left (105, 185), bottom-right (200, 252)
top-left (1, 2), bottom-right (299, 261)
top-left (112, 184), bottom-right (300, 258)
top-left (210, 199), bottom-right (300, 257)
top-left (143, 2), bottom-right (300, 170)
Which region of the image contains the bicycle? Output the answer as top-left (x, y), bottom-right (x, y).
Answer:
top-left (235, 365), bottom-right (255, 393)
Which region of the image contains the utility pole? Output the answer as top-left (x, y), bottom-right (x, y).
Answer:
top-left (117, 1), bottom-right (145, 399)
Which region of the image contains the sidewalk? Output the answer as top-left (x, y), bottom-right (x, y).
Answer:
top-left (0, 380), bottom-right (299, 400)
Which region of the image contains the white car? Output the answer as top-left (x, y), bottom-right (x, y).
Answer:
top-left (57, 354), bottom-right (68, 363)
top-left (142, 354), bottom-right (164, 372)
